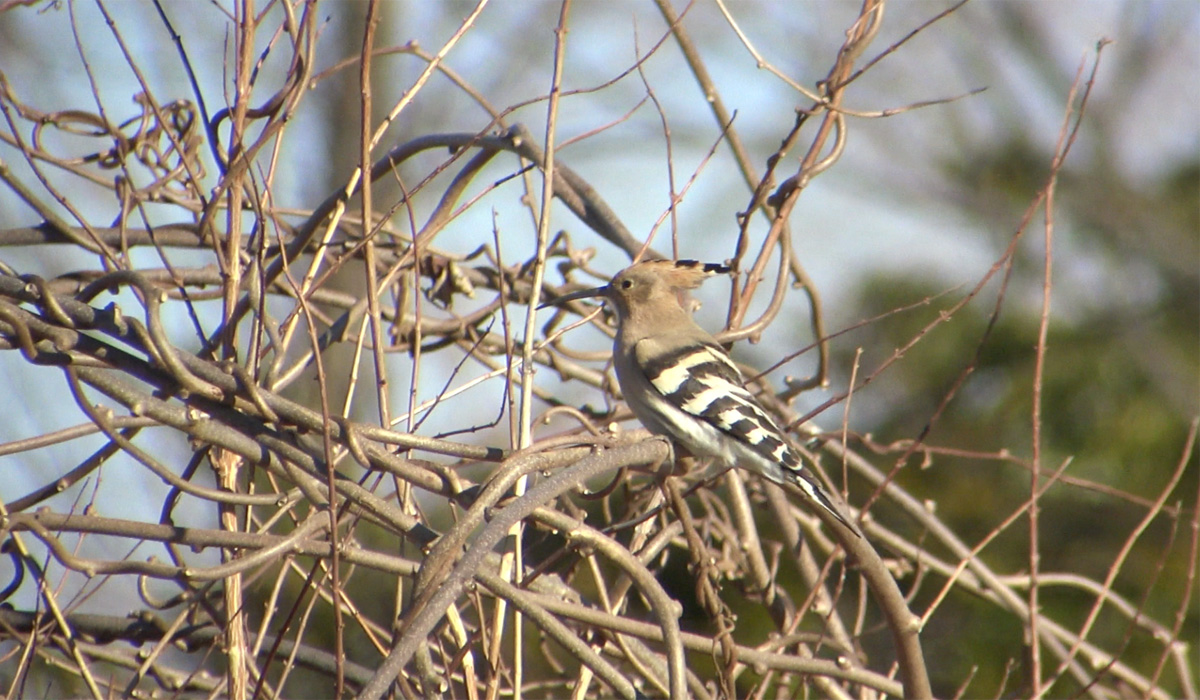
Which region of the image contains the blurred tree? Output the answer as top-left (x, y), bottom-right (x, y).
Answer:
top-left (0, 1), bottom-right (1194, 698)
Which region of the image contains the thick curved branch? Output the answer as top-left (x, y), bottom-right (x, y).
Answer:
top-left (359, 439), bottom-right (675, 700)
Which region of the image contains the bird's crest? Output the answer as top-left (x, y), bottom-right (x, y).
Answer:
top-left (637, 259), bottom-right (731, 290)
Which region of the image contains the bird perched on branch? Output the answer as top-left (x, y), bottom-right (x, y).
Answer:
top-left (542, 259), bottom-right (856, 534)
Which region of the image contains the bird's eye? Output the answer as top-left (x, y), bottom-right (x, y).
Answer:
top-left (620, 279), bottom-right (633, 290)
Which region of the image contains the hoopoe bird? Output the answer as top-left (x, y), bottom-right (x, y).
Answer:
top-left (543, 259), bottom-right (856, 533)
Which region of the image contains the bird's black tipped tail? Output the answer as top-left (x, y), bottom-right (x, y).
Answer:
top-left (787, 468), bottom-right (862, 537)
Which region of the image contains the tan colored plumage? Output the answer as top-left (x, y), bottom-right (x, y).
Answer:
top-left (544, 259), bottom-right (856, 533)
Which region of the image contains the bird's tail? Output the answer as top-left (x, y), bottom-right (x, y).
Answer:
top-left (785, 468), bottom-right (860, 537)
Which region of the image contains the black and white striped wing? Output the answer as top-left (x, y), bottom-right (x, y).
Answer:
top-left (633, 337), bottom-right (854, 531)
top-left (634, 339), bottom-right (798, 470)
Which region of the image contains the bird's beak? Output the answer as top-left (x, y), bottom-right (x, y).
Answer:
top-left (537, 284), bottom-right (610, 310)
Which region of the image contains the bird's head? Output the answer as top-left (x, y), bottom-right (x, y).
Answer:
top-left (540, 259), bottom-right (730, 323)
